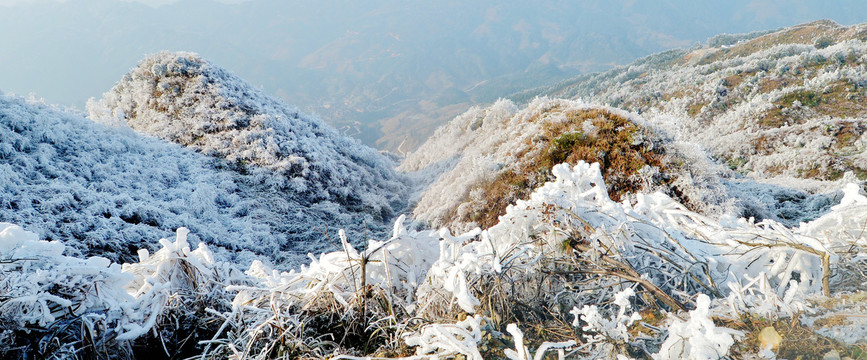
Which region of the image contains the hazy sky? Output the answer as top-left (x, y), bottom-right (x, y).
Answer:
top-left (0, 0), bottom-right (250, 5)
top-left (2, 0), bottom-right (867, 148)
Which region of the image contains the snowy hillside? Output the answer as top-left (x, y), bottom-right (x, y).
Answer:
top-left (403, 97), bottom-right (841, 231)
top-left (88, 52), bottom-right (407, 219)
top-left (1, 54), bottom-right (409, 266)
top-left (519, 20), bottom-right (867, 186)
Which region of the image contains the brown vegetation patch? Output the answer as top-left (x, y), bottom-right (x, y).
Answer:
top-left (758, 89), bottom-right (820, 128)
top-left (660, 87), bottom-right (698, 103)
top-left (751, 134), bottom-right (780, 156)
top-left (722, 314), bottom-right (867, 360)
top-left (724, 71), bottom-right (752, 89)
top-left (686, 102), bottom-right (705, 118)
top-left (759, 77), bottom-right (791, 93)
top-left (829, 120), bottom-right (867, 150)
top-left (757, 109), bottom-right (796, 129)
top-left (813, 315), bottom-right (852, 329)
top-left (448, 108), bottom-right (675, 229)
top-left (815, 80), bottom-right (867, 119)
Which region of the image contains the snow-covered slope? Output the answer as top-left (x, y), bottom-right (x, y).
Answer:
top-left (88, 52), bottom-right (407, 219)
top-left (519, 20), bottom-right (867, 186)
top-left (402, 97), bottom-right (840, 231)
top-left (400, 98), bottom-right (699, 230)
top-left (1, 76), bottom-right (405, 266)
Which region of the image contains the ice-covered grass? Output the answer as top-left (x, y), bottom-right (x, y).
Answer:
top-left (3, 160), bottom-right (864, 358)
top-left (0, 222), bottom-right (238, 358)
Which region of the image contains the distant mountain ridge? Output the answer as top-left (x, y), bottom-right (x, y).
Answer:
top-left (5, 1), bottom-right (867, 153)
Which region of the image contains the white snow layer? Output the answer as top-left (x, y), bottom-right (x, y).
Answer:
top-left (3, 160), bottom-right (864, 358)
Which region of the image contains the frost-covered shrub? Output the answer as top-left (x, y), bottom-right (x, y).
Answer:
top-left (403, 315), bottom-right (485, 360)
top-left (0, 223), bottom-right (135, 357)
top-left (88, 51), bottom-right (408, 217)
top-left (0, 223), bottom-right (250, 358)
top-left (1, 90), bottom-right (401, 267)
top-left (652, 295), bottom-right (744, 360)
top-left (118, 227), bottom-right (244, 356)
top-left (707, 29), bottom-right (776, 48)
top-left (570, 288), bottom-right (642, 358)
top-left (203, 215), bottom-right (443, 358)
top-left (403, 98), bottom-right (733, 231)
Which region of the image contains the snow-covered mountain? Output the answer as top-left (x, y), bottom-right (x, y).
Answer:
top-left (403, 20), bottom-right (867, 232)
top-left (1, 52), bottom-right (409, 266)
top-left (88, 52), bottom-right (407, 219)
top-left (518, 20), bottom-right (867, 185)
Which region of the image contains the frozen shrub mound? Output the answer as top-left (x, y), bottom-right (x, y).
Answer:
top-left (401, 98), bottom-right (697, 231)
top-left (0, 92), bottom-right (396, 266)
top-left (403, 97), bottom-right (830, 231)
top-left (0, 223), bottom-right (132, 331)
top-left (88, 51), bottom-right (407, 217)
top-left (0, 222), bottom-right (244, 358)
top-left (0, 222), bottom-right (137, 358)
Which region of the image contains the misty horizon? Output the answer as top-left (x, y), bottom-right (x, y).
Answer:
top-left (2, 0), bottom-right (867, 149)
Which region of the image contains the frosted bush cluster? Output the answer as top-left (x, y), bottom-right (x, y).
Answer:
top-left (0, 222), bottom-right (240, 357)
top-left (87, 52), bottom-right (407, 216)
top-left (652, 295), bottom-right (744, 360)
top-left (2, 73), bottom-right (407, 265)
top-left (0, 223), bottom-right (133, 329)
top-left (2, 159), bottom-right (866, 358)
